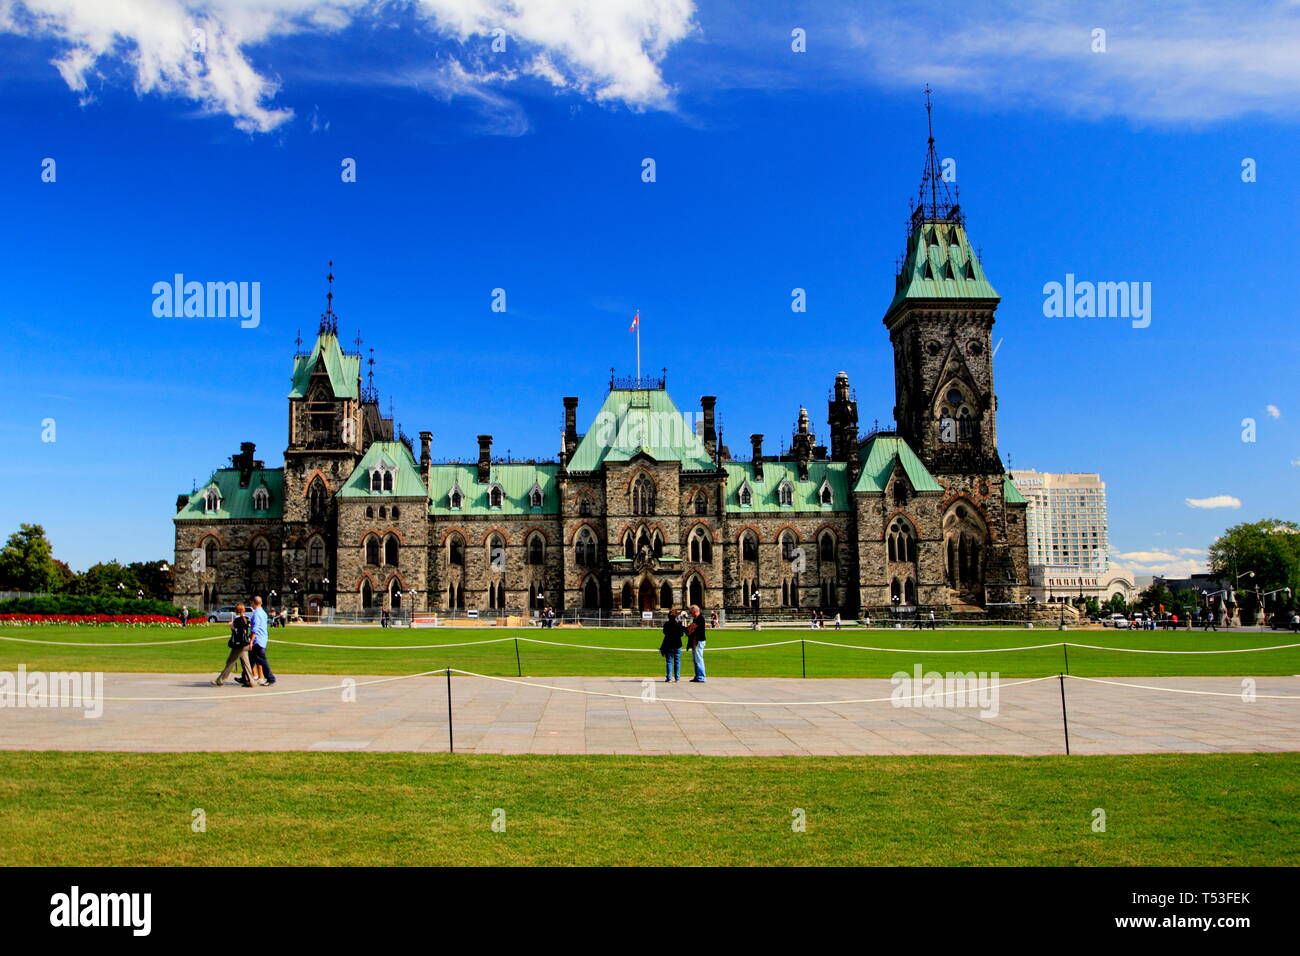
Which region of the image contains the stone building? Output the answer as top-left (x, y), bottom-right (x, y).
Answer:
top-left (172, 128), bottom-right (1035, 620)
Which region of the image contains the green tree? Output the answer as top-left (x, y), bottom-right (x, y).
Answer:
top-left (70, 560), bottom-right (141, 596)
top-left (1208, 518), bottom-right (1300, 619)
top-left (1103, 593), bottom-right (1128, 615)
top-left (0, 524), bottom-right (60, 593)
top-left (127, 560), bottom-right (174, 601)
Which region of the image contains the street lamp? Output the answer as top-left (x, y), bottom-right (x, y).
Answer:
top-left (892, 593), bottom-right (901, 628)
top-left (751, 590), bottom-right (761, 630)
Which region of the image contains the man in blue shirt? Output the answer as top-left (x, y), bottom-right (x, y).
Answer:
top-left (248, 596), bottom-right (276, 685)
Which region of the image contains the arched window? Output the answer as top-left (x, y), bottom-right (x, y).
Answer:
top-left (578, 496), bottom-right (592, 517)
top-left (575, 528), bottom-right (597, 567)
top-left (384, 535), bottom-right (399, 566)
top-left (583, 578), bottom-right (600, 609)
top-left (361, 579), bottom-right (374, 609)
top-left (307, 536), bottom-right (323, 568)
top-left (252, 487), bottom-right (270, 511)
top-left (204, 539), bottom-right (218, 571)
top-left (778, 480), bottom-right (794, 507)
top-left (687, 577), bottom-right (703, 608)
top-left (366, 506), bottom-right (374, 518)
top-left (781, 531), bottom-right (797, 561)
top-left (819, 531), bottom-right (836, 563)
top-left (251, 538), bottom-right (269, 568)
top-left (624, 532), bottom-right (636, 560)
top-left (370, 471), bottom-right (383, 492)
top-left (527, 534), bottom-right (545, 566)
top-left (938, 383), bottom-right (975, 443)
top-left (378, 506), bottom-right (387, 519)
top-left (489, 484), bottom-right (504, 509)
top-left (738, 483), bottom-right (752, 507)
top-left (308, 479), bottom-right (328, 523)
top-left (689, 528), bottom-right (713, 563)
top-left (449, 487), bottom-right (463, 509)
top-left (694, 493), bottom-right (708, 516)
top-left (365, 536), bottom-right (380, 566)
top-left (818, 482), bottom-right (833, 506)
top-left (390, 581), bottom-right (402, 609)
top-left (632, 475), bottom-right (656, 515)
top-left (448, 534), bottom-right (465, 567)
top-left (529, 483), bottom-right (543, 508)
top-left (652, 531), bottom-right (663, 558)
top-left (905, 578), bottom-right (917, 605)
top-left (383, 471), bottom-right (393, 492)
top-left (741, 532), bottom-right (758, 563)
top-left (204, 487), bottom-right (221, 513)
top-left (392, 506), bottom-right (400, 519)
top-left (888, 517), bottom-right (917, 563)
top-left (660, 582), bottom-right (673, 608)
top-left (488, 534), bottom-right (505, 570)
top-left (621, 582), bottom-right (635, 609)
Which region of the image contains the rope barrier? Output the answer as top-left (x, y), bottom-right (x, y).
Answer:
top-left (95, 669), bottom-right (449, 702)
top-left (1063, 674), bottom-right (1300, 700)
top-left (0, 634), bottom-right (226, 647)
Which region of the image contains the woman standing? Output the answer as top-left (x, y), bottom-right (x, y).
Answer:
top-left (211, 604), bottom-right (254, 687)
top-left (659, 608), bottom-right (684, 682)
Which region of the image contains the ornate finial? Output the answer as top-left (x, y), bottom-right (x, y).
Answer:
top-left (367, 347), bottom-right (375, 387)
top-left (354, 329), bottom-right (362, 352)
top-left (294, 328), bottom-right (303, 353)
top-left (914, 86), bottom-right (960, 225)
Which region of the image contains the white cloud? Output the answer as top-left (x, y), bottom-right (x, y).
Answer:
top-left (831, 1), bottom-right (1300, 124)
top-left (1266, 404), bottom-right (1281, 418)
top-left (1185, 495), bottom-right (1242, 509)
top-left (1115, 548), bottom-right (1207, 577)
top-left (1292, 458), bottom-right (1300, 467)
top-left (0, 0), bottom-right (697, 131)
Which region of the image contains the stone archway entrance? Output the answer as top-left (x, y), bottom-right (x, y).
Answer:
top-left (638, 578), bottom-right (656, 612)
top-left (943, 502), bottom-right (989, 603)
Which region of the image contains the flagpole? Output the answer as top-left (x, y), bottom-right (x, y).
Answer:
top-left (636, 311), bottom-right (641, 383)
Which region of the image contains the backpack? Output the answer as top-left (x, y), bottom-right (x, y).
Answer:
top-left (228, 617), bottom-right (251, 648)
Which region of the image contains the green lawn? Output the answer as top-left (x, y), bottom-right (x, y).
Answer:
top-left (0, 751), bottom-right (1294, 866)
top-left (0, 623), bottom-right (1296, 678)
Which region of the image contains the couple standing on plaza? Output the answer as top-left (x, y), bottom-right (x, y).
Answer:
top-left (659, 604), bottom-right (707, 683)
top-left (210, 595), bottom-right (277, 687)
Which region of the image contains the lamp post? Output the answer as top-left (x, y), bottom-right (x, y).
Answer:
top-left (751, 590), bottom-right (761, 630)
top-left (892, 593), bottom-right (901, 628)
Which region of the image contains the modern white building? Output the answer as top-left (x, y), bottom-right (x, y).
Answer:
top-left (1008, 470), bottom-right (1135, 605)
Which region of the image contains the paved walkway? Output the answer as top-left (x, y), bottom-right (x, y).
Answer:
top-left (1, 672), bottom-right (1297, 755)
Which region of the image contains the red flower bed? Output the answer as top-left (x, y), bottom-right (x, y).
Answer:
top-left (0, 614), bottom-right (193, 626)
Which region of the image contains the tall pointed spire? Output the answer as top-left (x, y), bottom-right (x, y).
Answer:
top-left (319, 260), bottom-right (339, 336)
top-left (911, 86), bottom-right (961, 226)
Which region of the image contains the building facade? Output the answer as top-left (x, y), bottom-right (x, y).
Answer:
top-left (1008, 469), bottom-right (1135, 605)
top-left (173, 134), bottom-right (1037, 620)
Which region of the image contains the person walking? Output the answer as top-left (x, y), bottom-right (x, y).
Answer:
top-left (180, 605), bottom-right (189, 628)
top-left (1205, 609), bottom-right (1218, 631)
top-left (247, 596), bottom-right (276, 685)
top-left (211, 604), bottom-right (253, 686)
top-left (660, 607), bottom-right (684, 682)
top-left (927, 608), bottom-right (937, 630)
top-left (710, 609), bottom-right (719, 630)
top-left (833, 612), bottom-right (842, 630)
top-left (687, 603), bottom-right (707, 682)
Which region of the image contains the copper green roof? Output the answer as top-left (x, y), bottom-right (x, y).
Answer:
top-left (724, 460), bottom-right (850, 513)
top-left (176, 468), bottom-right (284, 521)
top-left (886, 219), bottom-right (998, 317)
top-left (566, 389), bottom-right (716, 472)
top-left (338, 441), bottom-right (427, 497)
top-left (288, 332), bottom-right (360, 400)
top-left (1002, 476), bottom-right (1027, 504)
top-left (853, 436), bottom-right (944, 493)
top-left (427, 463), bottom-right (559, 516)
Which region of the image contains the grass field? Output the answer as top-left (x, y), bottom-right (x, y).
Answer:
top-left (0, 623), bottom-right (1296, 678)
top-left (0, 751), bottom-right (1294, 866)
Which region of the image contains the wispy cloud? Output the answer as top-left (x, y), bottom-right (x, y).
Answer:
top-left (0, 0), bottom-right (698, 131)
top-left (1115, 546), bottom-right (1207, 576)
top-left (1266, 404), bottom-right (1282, 418)
top-left (1185, 495), bottom-right (1242, 509)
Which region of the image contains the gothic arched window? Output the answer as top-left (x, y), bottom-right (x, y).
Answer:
top-left (741, 532), bottom-right (758, 563)
top-left (527, 534), bottom-right (545, 566)
top-left (448, 534), bottom-right (465, 567)
top-left (365, 535), bottom-right (380, 566)
top-left (384, 535), bottom-right (399, 566)
top-left (632, 475), bottom-right (656, 515)
top-left (576, 528), bottom-right (597, 567)
top-left (308, 479), bottom-right (328, 523)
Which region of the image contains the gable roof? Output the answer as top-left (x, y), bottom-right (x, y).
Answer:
top-left (886, 218), bottom-right (998, 318)
top-left (723, 460), bottom-right (851, 512)
top-left (175, 468), bottom-right (285, 521)
top-left (566, 388), bottom-right (716, 472)
top-left (288, 332), bottom-right (360, 401)
top-left (1002, 476), bottom-right (1028, 504)
top-left (338, 441), bottom-right (427, 497)
top-left (427, 463), bottom-right (559, 515)
top-left (853, 435), bottom-right (944, 493)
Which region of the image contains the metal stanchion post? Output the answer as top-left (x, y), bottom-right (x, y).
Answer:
top-left (515, 637), bottom-right (522, 677)
top-left (1058, 673), bottom-right (1070, 755)
top-left (446, 667), bottom-right (454, 754)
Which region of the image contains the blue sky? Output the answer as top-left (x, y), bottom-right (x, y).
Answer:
top-left (0, 0), bottom-right (1296, 576)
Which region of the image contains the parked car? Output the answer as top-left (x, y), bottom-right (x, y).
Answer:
top-left (207, 605), bottom-right (238, 623)
top-left (1107, 613), bottom-right (1129, 629)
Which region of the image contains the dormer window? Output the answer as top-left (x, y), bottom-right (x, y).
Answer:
top-left (777, 479), bottom-right (794, 507)
top-left (449, 483), bottom-right (463, 510)
top-left (203, 486), bottom-right (221, 513)
top-left (738, 482), bottom-right (752, 508)
top-left (488, 483), bottom-right (504, 509)
top-left (252, 486), bottom-right (270, 511)
top-left (818, 480), bottom-right (833, 506)
top-left (368, 457), bottom-right (396, 494)
top-left (528, 481), bottom-right (543, 509)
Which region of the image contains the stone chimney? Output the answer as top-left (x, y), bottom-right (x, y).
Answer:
top-left (700, 396), bottom-right (717, 457)
top-left (419, 431), bottom-right (432, 482)
top-left (175, 494), bottom-right (190, 513)
top-left (476, 435), bottom-right (493, 483)
top-left (233, 442), bottom-right (256, 487)
top-left (750, 434), bottom-right (764, 482)
top-left (563, 397), bottom-right (579, 462)
top-left (792, 407), bottom-right (813, 481)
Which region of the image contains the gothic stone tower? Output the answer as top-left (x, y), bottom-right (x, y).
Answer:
top-left (881, 96), bottom-right (1029, 608)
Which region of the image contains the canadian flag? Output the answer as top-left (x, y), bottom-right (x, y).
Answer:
top-left (629, 310), bottom-right (639, 333)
